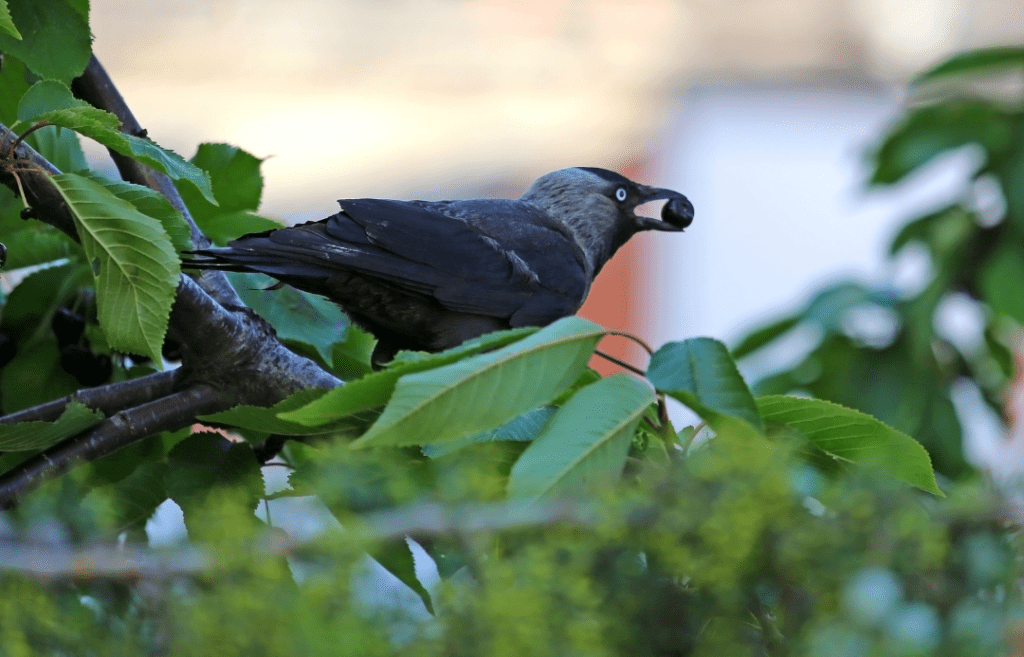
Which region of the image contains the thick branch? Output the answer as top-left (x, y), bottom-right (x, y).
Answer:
top-left (0, 370), bottom-right (179, 424)
top-left (70, 55), bottom-right (243, 308)
top-left (0, 384), bottom-right (233, 509)
top-left (170, 276), bottom-right (340, 401)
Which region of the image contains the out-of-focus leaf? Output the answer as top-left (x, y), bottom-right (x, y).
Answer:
top-left (887, 204), bottom-right (974, 259)
top-left (731, 315), bottom-right (801, 359)
top-left (995, 126), bottom-right (1024, 230)
top-left (916, 46), bottom-right (1024, 84)
top-left (647, 337), bottom-right (763, 433)
top-left (870, 99), bottom-right (1013, 185)
top-left (979, 245), bottom-right (1024, 324)
top-left (166, 431), bottom-right (263, 519)
top-left (372, 539), bottom-right (434, 614)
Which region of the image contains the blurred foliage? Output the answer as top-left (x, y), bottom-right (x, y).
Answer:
top-left (735, 45), bottom-right (1024, 483)
top-left (1, 5), bottom-right (1023, 653)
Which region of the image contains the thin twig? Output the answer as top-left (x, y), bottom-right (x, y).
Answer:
top-left (5, 122), bottom-right (53, 159)
top-left (594, 349), bottom-right (646, 376)
top-left (602, 330), bottom-right (655, 356)
top-left (0, 384), bottom-right (233, 509)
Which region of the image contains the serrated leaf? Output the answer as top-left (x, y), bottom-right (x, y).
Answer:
top-left (0, 400), bottom-right (102, 450)
top-left (916, 46), bottom-right (1024, 84)
top-left (507, 374), bottom-right (654, 499)
top-left (226, 272), bottom-right (347, 366)
top-left (647, 337), bottom-right (763, 433)
top-left (0, 0), bottom-right (90, 81)
top-left (197, 388), bottom-right (368, 437)
top-left (16, 81), bottom-right (216, 203)
top-left (348, 317), bottom-right (605, 448)
top-left (281, 327), bottom-right (540, 427)
top-left (50, 172), bottom-right (179, 364)
top-left (0, 1), bottom-right (23, 40)
top-left (756, 395), bottom-right (942, 495)
top-left (77, 172), bottom-right (193, 253)
top-left (178, 143), bottom-right (265, 224)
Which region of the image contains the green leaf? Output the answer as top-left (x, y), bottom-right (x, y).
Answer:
top-left (330, 326), bottom-right (376, 381)
top-left (50, 172), bottom-right (179, 364)
top-left (0, 337), bottom-right (80, 413)
top-left (0, 1), bottom-right (23, 39)
top-left (197, 388), bottom-right (366, 437)
top-left (0, 0), bottom-right (91, 81)
top-left (78, 172), bottom-right (194, 253)
top-left (423, 406), bottom-right (556, 459)
top-left (281, 327), bottom-right (539, 427)
top-left (647, 337), bottom-right (763, 433)
top-left (979, 245), bottom-right (1024, 324)
top-left (887, 204), bottom-right (974, 258)
top-left (179, 142), bottom-right (264, 217)
top-left (730, 314), bottom-right (801, 359)
top-left (16, 81), bottom-right (216, 204)
top-left (0, 401), bottom-right (103, 450)
top-left (226, 272), bottom-right (348, 366)
top-left (350, 317), bottom-right (606, 448)
top-left (507, 374), bottom-right (654, 499)
top-left (194, 210), bottom-right (283, 247)
top-left (756, 395), bottom-right (942, 495)
top-left (870, 99), bottom-right (1013, 185)
top-left (27, 124), bottom-right (89, 174)
top-left (372, 539), bottom-right (434, 614)
top-left (165, 431), bottom-right (264, 514)
top-left (0, 53), bottom-right (31, 125)
top-left (105, 461), bottom-right (169, 531)
top-left (916, 46), bottom-right (1024, 84)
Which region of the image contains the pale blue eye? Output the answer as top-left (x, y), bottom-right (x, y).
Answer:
top-left (615, 187), bottom-right (627, 202)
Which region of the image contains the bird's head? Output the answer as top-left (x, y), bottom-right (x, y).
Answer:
top-left (520, 167), bottom-right (694, 275)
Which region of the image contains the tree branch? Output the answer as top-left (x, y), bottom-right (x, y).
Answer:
top-left (0, 370), bottom-right (179, 424)
top-left (0, 383), bottom-right (234, 509)
top-left (70, 55), bottom-right (243, 308)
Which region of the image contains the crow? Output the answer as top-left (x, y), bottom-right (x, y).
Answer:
top-left (183, 167), bottom-right (693, 363)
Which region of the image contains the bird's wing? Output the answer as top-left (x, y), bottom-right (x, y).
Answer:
top-left (223, 198), bottom-right (588, 323)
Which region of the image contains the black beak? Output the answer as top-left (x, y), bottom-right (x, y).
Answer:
top-left (633, 186), bottom-right (694, 232)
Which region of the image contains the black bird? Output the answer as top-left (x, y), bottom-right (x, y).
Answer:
top-left (184, 167), bottom-right (694, 363)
